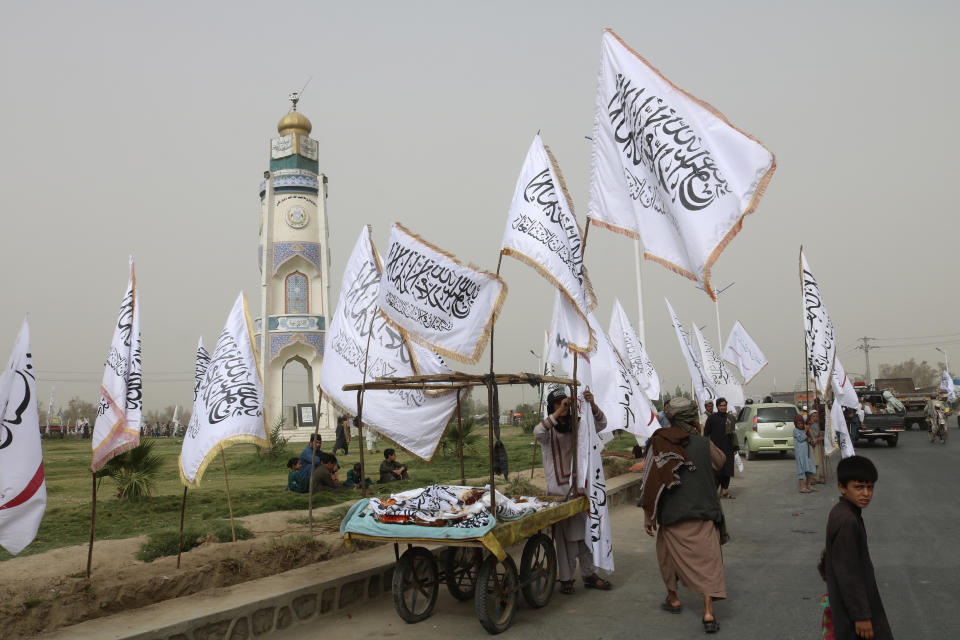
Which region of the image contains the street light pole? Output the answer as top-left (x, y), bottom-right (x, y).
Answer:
top-left (697, 282), bottom-right (735, 348)
top-left (936, 347), bottom-right (950, 373)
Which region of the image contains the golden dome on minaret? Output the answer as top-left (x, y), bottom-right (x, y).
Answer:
top-left (277, 110), bottom-right (312, 137)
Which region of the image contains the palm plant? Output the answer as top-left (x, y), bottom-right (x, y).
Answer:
top-left (97, 439), bottom-right (164, 500)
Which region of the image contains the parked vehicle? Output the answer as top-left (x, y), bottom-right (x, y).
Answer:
top-left (872, 378), bottom-right (932, 430)
top-left (734, 403), bottom-right (799, 460)
top-left (855, 390), bottom-right (904, 446)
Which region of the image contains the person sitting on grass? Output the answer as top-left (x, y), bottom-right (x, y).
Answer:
top-left (286, 458), bottom-right (308, 493)
top-left (310, 453), bottom-right (344, 493)
top-left (379, 448), bottom-right (409, 483)
top-left (344, 462), bottom-right (372, 490)
top-left (298, 433), bottom-right (326, 483)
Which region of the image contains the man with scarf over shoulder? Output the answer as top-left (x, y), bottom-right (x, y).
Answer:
top-left (641, 397), bottom-right (727, 634)
top-left (535, 386), bottom-right (612, 595)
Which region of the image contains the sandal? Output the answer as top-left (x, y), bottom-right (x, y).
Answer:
top-left (583, 574), bottom-right (612, 590)
top-left (660, 598), bottom-right (682, 614)
top-left (799, 489), bottom-right (813, 494)
top-left (723, 493), bottom-right (735, 499)
top-left (703, 618), bottom-right (720, 633)
top-left (560, 580), bottom-right (574, 595)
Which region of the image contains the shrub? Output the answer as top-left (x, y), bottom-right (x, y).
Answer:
top-left (98, 440), bottom-right (164, 501)
top-left (136, 519), bottom-right (253, 562)
top-left (257, 417), bottom-right (289, 460)
top-left (503, 473), bottom-right (539, 498)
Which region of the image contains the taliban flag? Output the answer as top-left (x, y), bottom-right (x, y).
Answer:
top-left (722, 321), bottom-right (767, 384)
top-left (178, 294), bottom-right (267, 486)
top-left (91, 257), bottom-right (142, 472)
top-left (588, 29), bottom-right (776, 299)
top-left (544, 290), bottom-right (581, 375)
top-left (831, 355), bottom-right (860, 409)
top-left (378, 223), bottom-right (507, 364)
top-left (830, 398), bottom-right (856, 459)
top-left (800, 250), bottom-right (836, 396)
top-left (608, 298), bottom-right (660, 400)
top-left (665, 298), bottom-right (716, 411)
top-left (501, 135), bottom-right (596, 353)
top-left (319, 226), bottom-right (458, 460)
top-left (941, 371), bottom-right (957, 403)
top-left (692, 325), bottom-right (745, 410)
top-left (0, 319), bottom-right (46, 555)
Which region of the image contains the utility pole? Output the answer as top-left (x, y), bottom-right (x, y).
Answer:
top-left (855, 337), bottom-right (878, 386)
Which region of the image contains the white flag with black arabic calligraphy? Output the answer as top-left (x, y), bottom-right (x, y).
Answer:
top-left (831, 355), bottom-right (860, 409)
top-left (501, 135), bottom-right (595, 353)
top-left (179, 293), bottom-right (267, 486)
top-left (579, 406), bottom-right (614, 574)
top-left (0, 318), bottom-right (46, 555)
top-left (800, 251), bottom-right (836, 396)
top-left (178, 337), bottom-right (209, 484)
top-left (830, 399), bottom-right (856, 458)
top-left (693, 325), bottom-right (745, 410)
top-left (722, 321), bottom-right (767, 385)
top-left (588, 29), bottom-right (776, 299)
top-left (941, 371), bottom-right (957, 403)
top-left (378, 223), bottom-right (507, 364)
top-left (665, 298), bottom-right (716, 412)
top-left (319, 226), bottom-right (458, 460)
top-left (544, 291), bottom-right (580, 376)
top-left (91, 257), bottom-right (142, 472)
top-left (608, 298), bottom-right (660, 400)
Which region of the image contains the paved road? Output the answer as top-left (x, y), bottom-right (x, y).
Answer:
top-left (276, 429), bottom-right (957, 638)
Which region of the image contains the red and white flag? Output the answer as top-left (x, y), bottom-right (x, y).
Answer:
top-left (588, 29), bottom-right (776, 299)
top-left (0, 318), bottom-right (46, 555)
top-left (722, 321), bottom-right (767, 385)
top-left (91, 257), bottom-right (142, 472)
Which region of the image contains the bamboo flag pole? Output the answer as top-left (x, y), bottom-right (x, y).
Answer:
top-left (308, 392), bottom-right (323, 534)
top-left (86, 472), bottom-right (97, 578)
top-left (176, 486), bottom-right (188, 569)
top-left (486, 254), bottom-right (504, 515)
top-left (220, 448), bottom-right (236, 542)
top-left (456, 389), bottom-right (465, 485)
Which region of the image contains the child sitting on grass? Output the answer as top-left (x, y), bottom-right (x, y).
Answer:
top-left (823, 455), bottom-right (893, 639)
top-left (286, 457), bottom-right (308, 493)
top-left (344, 463), bottom-right (372, 489)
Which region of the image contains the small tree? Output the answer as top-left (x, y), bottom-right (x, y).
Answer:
top-left (97, 440), bottom-right (164, 501)
top-left (257, 416), bottom-right (289, 459)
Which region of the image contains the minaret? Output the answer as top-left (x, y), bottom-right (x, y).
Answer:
top-left (258, 96), bottom-right (332, 439)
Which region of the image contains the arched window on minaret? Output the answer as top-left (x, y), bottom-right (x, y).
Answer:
top-left (285, 271), bottom-right (309, 314)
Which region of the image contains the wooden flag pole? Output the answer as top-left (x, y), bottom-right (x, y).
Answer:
top-left (220, 448), bottom-right (236, 542)
top-left (355, 308), bottom-right (378, 499)
top-left (86, 472), bottom-right (97, 578)
top-left (486, 254), bottom-right (505, 514)
top-left (176, 486), bottom-right (188, 569)
top-left (456, 389), bottom-right (465, 485)
top-left (308, 392), bottom-right (323, 534)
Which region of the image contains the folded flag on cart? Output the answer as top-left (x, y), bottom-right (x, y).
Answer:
top-left (378, 223), bottom-right (507, 364)
top-left (91, 256), bottom-right (142, 472)
top-left (0, 318), bottom-right (47, 555)
top-left (501, 135), bottom-right (595, 353)
top-left (588, 29), bottom-right (776, 299)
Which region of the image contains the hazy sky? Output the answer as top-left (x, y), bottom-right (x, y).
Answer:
top-left (2, 1), bottom-right (958, 416)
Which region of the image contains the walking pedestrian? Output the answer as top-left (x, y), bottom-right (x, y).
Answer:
top-left (703, 397), bottom-right (738, 498)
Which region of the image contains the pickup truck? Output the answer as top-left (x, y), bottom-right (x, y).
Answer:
top-left (852, 390), bottom-right (905, 446)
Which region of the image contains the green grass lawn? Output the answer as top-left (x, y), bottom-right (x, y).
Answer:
top-left (1, 426), bottom-right (640, 561)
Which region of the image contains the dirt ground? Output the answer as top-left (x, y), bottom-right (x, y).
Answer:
top-left (0, 462), bottom-right (632, 638)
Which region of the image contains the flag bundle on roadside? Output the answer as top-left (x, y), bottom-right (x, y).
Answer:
top-left (319, 226), bottom-right (458, 460)
top-left (377, 223), bottom-right (507, 364)
top-left (800, 251), bottom-right (836, 396)
top-left (722, 321), bottom-right (767, 384)
top-left (665, 298), bottom-right (716, 411)
top-left (608, 298), bottom-right (660, 400)
top-left (179, 294), bottom-right (267, 486)
top-left (0, 319), bottom-right (46, 555)
top-left (91, 257), bottom-right (142, 472)
top-left (588, 29), bottom-right (776, 299)
top-left (501, 135), bottom-right (596, 353)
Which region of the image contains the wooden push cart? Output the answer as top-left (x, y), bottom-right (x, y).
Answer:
top-left (340, 372), bottom-right (586, 634)
top-left (343, 496), bottom-right (588, 634)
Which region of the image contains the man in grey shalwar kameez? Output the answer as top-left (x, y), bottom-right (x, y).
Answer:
top-left (534, 387), bottom-right (612, 595)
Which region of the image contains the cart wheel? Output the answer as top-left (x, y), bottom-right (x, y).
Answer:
top-left (392, 547), bottom-right (439, 623)
top-left (475, 554), bottom-right (520, 635)
top-left (519, 533), bottom-right (556, 608)
top-left (443, 546), bottom-right (482, 601)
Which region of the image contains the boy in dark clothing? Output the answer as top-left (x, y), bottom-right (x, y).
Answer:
top-left (824, 455), bottom-right (893, 639)
top-left (298, 434), bottom-right (326, 482)
top-left (379, 448), bottom-right (409, 483)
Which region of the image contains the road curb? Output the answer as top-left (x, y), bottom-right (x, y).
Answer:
top-left (45, 473), bottom-right (642, 640)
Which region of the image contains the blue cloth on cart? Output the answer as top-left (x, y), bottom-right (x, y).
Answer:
top-left (340, 498), bottom-right (496, 539)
